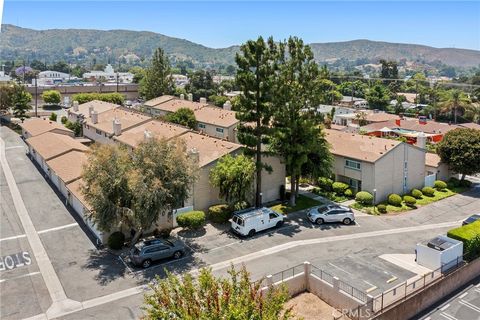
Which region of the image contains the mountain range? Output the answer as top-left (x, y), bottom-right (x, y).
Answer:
top-left (1, 24), bottom-right (479, 69)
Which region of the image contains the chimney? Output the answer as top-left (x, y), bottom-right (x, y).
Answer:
top-left (188, 147), bottom-right (200, 165)
top-left (416, 132), bottom-right (426, 149)
top-left (91, 110), bottom-right (98, 124)
top-left (88, 106), bottom-right (94, 118)
top-left (144, 129), bottom-right (153, 141)
top-left (199, 97), bottom-right (207, 104)
top-left (73, 101), bottom-right (79, 112)
top-left (223, 100), bottom-right (232, 111)
top-left (113, 119), bottom-right (122, 136)
top-left (395, 119), bottom-right (401, 126)
top-left (187, 93), bottom-right (193, 101)
top-left (180, 94), bottom-right (185, 100)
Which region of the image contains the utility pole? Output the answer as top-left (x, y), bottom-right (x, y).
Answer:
top-left (34, 74), bottom-right (38, 117)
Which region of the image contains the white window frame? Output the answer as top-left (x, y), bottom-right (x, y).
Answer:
top-left (345, 158), bottom-right (361, 170)
top-left (198, 123), bottom-right (206, 129)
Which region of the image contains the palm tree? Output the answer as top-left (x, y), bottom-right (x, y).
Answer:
top-left (439, 89), bottom-right (470, 124)
top-left (465, 102), bottom-right (480, 124)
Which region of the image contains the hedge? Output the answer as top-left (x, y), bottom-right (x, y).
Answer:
top-left (448, 177), bottom-right (460, 188)
top-left (388, 194), bottom-right (402, 206)
top-left (422, 187), bottom-right (435, 197)
top-left (208, 204), bottom-right (233, 224)
top-left (403, 195), bottom-right (417, 207)
top-left (434, 180), bottom-right (447, 191)
top-left (107, 231), bottom-right (125, 250)
top-left (447, 221), bottom-right (480, 260)
top-left (344, 189), bottom-right (353, 197)
top-left (411, 189), bottom-right (423, 199)
top-left (177, 211), bottom-right (206, 229)
top-left (377, 204), bottom-right (387, 213)
top-left (318, 177), bottom-right (333, 191)
top-left (355, 191), bottom-right (373, 205)
top-left (332, 182), bottom-right (349, 195)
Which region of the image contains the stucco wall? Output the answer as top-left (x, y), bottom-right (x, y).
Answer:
top-left (260, 155), bottom-right (286, 204)
top-left (425, 163), bottom-right (451, 182)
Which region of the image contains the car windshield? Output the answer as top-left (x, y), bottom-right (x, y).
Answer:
top-left (132, 247), bottom-right (140, 255)
top-left (318, 206), bottom-right (329, 213)
top-left (233, 216), bottom-right (244, 226)
top-left (163, 239), bottom-right (174, 246)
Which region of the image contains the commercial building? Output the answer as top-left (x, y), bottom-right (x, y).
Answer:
top-left (83, 64), bottom-right (133, 83)
top-left (325, 129), bottom-right (426, 203)
top-left (34, 70), bottom-right (72, 86)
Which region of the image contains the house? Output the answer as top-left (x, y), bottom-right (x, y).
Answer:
top-left (68, 100), bottom-right (119, 123)
top-left (20, 118), bottom-right (74, 139)
top-left (143, 95), bottom-right (239, 142)
top-left (425, 153), bottom-right (453, 182)
top-left (458, 122), bottom-right (480, 130)
top-left (324, 129), bottom-right (426, 203)
top-left (337, 96), bottom-right (368, 108)
top-left (82, 108), bottom-right (151, 144)
top-left (45, 150), bottom-right (88, 198)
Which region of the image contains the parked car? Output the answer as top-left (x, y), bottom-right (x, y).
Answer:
top-left (462, 214), bottom-right (480, 226)
top-left (129, 238), bottom-right (185, 268)
top-left (231, 207), bottom-right (284, 237)
top-left (307, 204), bottom-right (355, 225)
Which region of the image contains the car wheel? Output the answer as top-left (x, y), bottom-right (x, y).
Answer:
top-left (343, 218), bottom-right (352, 225)
top-left (276, 221), bottom-right (284, 228)
top-left (315, 218), bottom-right (324, 225)
top-left (142, 259), bottom-right (152, 268)
top-left (173, 251), bottom-right (182, 259)
top-left (248, 229), bottom-right (256, 237)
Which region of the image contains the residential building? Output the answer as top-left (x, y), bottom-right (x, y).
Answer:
top-left (171, 74), bottom-right (189, 87)
top-left (337, 96), bottom-right (368, 108)
top-left (324, 129), bottom-right (426, 203)
top-left (425, 152), bottom-right (453, 182)
top-left (67, 100), bottom-right (119, 123)
top-left (20, 118), bottom-right (74, 139)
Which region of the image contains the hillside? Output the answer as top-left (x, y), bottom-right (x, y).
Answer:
top-left (1, 24), bottom-right (479, 68)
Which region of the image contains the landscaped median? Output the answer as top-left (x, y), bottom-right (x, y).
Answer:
top-left (270, 194), bottom-right (322, 215)
top-left (447, 220), bottom-right (480, 261)
top-left (350, 178), bottom-right (470, 215)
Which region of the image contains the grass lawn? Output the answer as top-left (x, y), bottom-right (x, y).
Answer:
top-left (270, 194), bottom-right (322, 215)
top-left (311, 188), bottom-right (351, 203)
top-left (350, 202), bottom-right (410, 215)
top-left (416, 188), bottom-right (458, 205)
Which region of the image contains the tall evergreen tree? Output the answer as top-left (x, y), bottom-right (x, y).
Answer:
top-left (12, 84), bottom-right (32, 122)
top-left (235, 36), bottom-right (278, 207)
top-left (140, 48), bottom-right (174, 100)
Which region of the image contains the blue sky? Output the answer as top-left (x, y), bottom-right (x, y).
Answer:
top-left (2, 1), bottom-right (479, 50)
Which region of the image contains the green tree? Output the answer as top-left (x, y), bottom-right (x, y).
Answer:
top-left (65, 120), bottom-right (83, 137)
top-left (185, 70), bottom-right (216, 101)
top-left (49, 112), bottom-right (57, 121)
top-left (439, 89), bottom-right (470, 124)
top-left (165, 107), bottom-right (197, 129)
top-left (82, 138), bottom-right (196, 244)
top-left (366, 84), bottom-right (391, 110)
top-left (12, 84), bottom-right (32, 122)
top-left (0, 84), bottom-right (15, 115)
top-left (209, 154), bottom-right (255, 208)
top-left (30, 60), bottom-right (47, 71)
top-left (437, 128), bottom-right (480, 180)
top-left (235, 36), bottom-right (278, 207)
top-left (50, 61), bottom-right (70, 73)
top-left (139, 48), bottom-right (174, 100)
top-left (71, 92), bottom-right (124, 105)
top-left (143, 265), bottom-right (292, 320)
top-left (129, 66), bottom-right (145, 84)
top-left (316, 79), bottom-right (342, 104)
top-left (42, 90), bottom-right (61, 105)
top-left (380, 60), bottom-right (399, 81)
top-left (465, 103), bottom-right (480, 124)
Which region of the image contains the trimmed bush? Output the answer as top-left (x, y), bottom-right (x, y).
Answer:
top-left (208, 204), bottom-right (233, 224)
top-left (411, 189), bottom-right (423, 199)
top-left (448, 177), bottom-right (460, 188)
top-left (344, 189), bottom-right (353, 197)
top-left (332, 182), bottom-right (349, 195)
top-left (377, 204), bottom-right (387, 213)
top-left (422, 187), bottom-right (435, 197)
top-left (447, 221), bottom-right (480, 260)
top-left (107, 231), bottom-right (125, 250)
top-left (459, 179), bottom-right (472, 188)
top-left (403, 195), bottom-right (417, 207)
top-left (355, 191), bottom-right (374, 205)
top-left (61, 116), bottom-right (68, 124)
top-left (388, 194), bottom-right (402, 206)
top-left (318, 177), bottom-right (333, 191)
top-left (177, 211), bottom-right (206, 229)
top-left (49, 112), bottom-right (57, 121)
top-left (434, 180), bottom-right (447, 191)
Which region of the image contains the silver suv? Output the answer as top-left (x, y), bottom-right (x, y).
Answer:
top-left (129, 238), bottom-right (185, 268)
top-left (307, 204), bottom-right (355, 225)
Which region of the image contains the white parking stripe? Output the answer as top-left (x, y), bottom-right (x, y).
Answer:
top-left (5, 145), bottom-right (26, 150)
top-left (0, 234), bottom-right (27, 243)
top-left (459, 300), bottom-right (480, 313)
top-left (0, 271), bottom-right (41, 283)
top-left (440, 312), bottom-right (458, 320)
top-left (458, 292), bottom-right (468, 299)
top-left (440, 303), bottom-right (450, 311)
top-left (328, 262), bottom-right (353, 275)
top-left (37, 222), bottom-right (78, 234)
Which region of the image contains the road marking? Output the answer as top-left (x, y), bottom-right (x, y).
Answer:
top-left (440, 312), bottom-right (458, 320)
top-left (37, 223), bottom-right (78, 234)
top-left (0, 234), bottom-right (27, 243)
top-left (363, 280), bottom-right (375, 287)
top-left (131, 256), bottom-right (189, 276)
top-left (387, 276), bottom-right (398, 283)
top-left (440, 303), bottom-right (451, 311)
top-left (118, 256), bottom-right (133, 274)
top-left (328, 262), bottom-right (353, 275)
top-left (0, 271), bottom-right (41, 283)
top-left (5, 145), bottom-right (25, 150)
top-left (459, 300), bottom-right (480, 313)
top-left (366, 286), bottom-right (378, 293)
top-left (458, 292), bottom-right (469, 299)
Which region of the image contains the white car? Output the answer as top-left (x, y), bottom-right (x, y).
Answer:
top-left (307, 204), bottom-right (355, 225)
top-left (231, 207), bottom-right (284, 237)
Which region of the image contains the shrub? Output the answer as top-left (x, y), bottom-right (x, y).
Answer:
top-left (153, 228), bottom-right (172, 239)
top-left (434, 180), bottom-right (447, 191)
top-left (344, 189), bottom-right (353, 197)
top-left (447, 221), bottom-right (480, 261)
top-left (388, 194), bottom-right (402, 206)
top-left (411, 189), bottom-right (423, 199)
top-left (107, 231), bottom-right (125, 250)
top-left (355, 191), bottom-right (374, 205)
top-left (459, 179), bottom-right (472, 188)
top-left (332, 182), bottom-right (349, 195)
top-left (208, 204), bottom-right (233, 224)
top-left (318, 177), bottom-right (333, 191)
top-left (447, 177), bottom-right (460, 188)
top-left (60, 116), bottom-right (68, 124)
top-left (49, 112), bottom-right (57, 121)
top-left (177, 211), bottom-right (206, 229)
top-left (422, 187), bottom-right (435, 197)
top-left (403, 195), bottom-right (417, 207)
top-left (377, 204), bottom-right (387, 213)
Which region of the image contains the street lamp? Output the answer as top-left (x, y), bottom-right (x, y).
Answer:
top-left (373, 189), bottom-right (377, 205)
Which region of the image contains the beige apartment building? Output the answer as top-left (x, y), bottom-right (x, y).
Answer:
top-left (325, 129), bottom-right (426, 203)
top-left (67, 100), bottom-right (119, 123)
top-left (20, 118), bottom-right (74, 139)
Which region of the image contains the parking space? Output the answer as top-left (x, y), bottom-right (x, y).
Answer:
top-left (420, 279), bottom-right (480, 320)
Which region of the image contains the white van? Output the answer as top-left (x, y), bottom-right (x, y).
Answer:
top-left (231, 207), bottom-right (284, 237)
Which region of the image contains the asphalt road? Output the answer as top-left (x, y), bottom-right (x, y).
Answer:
top-left (1, 125), bottom-right (479, 320)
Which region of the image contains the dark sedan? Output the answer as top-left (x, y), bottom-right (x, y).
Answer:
top-left (462, 214), bottom-right (480, 226)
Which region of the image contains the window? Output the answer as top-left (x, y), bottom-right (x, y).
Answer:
top-left (269, 213), bottom-right (278, 219)
top-left (198, 123), bottom-right (206, 129)
top-left (216, 127), bottom-right (224, 133)
top-left (345, 159), bottom-right (361, 170)
top-left (96, 129), bottom-right (102, 135)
